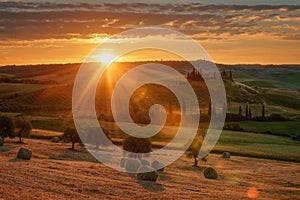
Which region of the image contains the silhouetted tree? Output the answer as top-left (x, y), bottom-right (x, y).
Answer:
top-left (62, 127), bottom-right (81, 150)
top-left (229, 70), bottom-right (233, 82)
top-left (249, 108), bottom-right (252, 119)
top-left (245, 105), bottom-right (249, 118)
top-left (221, 69), bottom-right (226, 78)
top-left (238, 106), bottom-right (242, 116)
top-left (262, 104), bottom-right (265, 118)
top-left (0, 115), bottom-right (14, 140)
top-left (14, 117), bottom-right (32, 143)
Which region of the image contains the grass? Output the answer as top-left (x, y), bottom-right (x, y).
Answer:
top-left (31, 119), bottom-right (66, 132)
top-left (262, 93), bottom-right (300, 110)
top-left (231, 121), bottom-right (300, 137)
top-left (26, 118), bottom-right (300, 162)
top-left (214, 130), bottom-right (300, 162)
top-left (30, 129), bottom-right (63, 139)
top-left (238, 79), bottom-right (275, 88)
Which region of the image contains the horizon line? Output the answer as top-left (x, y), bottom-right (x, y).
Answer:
top-left (1, 60), bottom-right (300, 68)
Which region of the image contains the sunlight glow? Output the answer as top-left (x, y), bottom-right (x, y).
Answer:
top-left (96, 53), bottom-right (116, 64)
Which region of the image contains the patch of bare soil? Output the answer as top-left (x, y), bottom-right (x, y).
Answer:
top-left (0, 139), bottom-right (299, 200)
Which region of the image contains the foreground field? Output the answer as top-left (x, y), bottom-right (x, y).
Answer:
top-left (0, 139), bottom-right (299, 199)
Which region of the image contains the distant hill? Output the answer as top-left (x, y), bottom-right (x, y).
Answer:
top-left (0, 61), bottom-right (299, 119)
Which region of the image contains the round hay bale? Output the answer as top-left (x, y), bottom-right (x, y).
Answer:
top-left (221, 152), bottom-right (230, 158)
top-left (120, 157), bottom-right (128, 168)
top-left (51, 137), bottom-right (60, 143)
top-left (151, 160), bottom-right (165, 172)
top-left (125, 158), bottom-right (141, 173)
top-left (203, 167), bottom-right (218, 179)
top-left (137, 165), bottom-right (158, 182)
top-left (140, 159), bottom-right (150, 166)
top-left (17, 147), bottom-right (32, 160)
top-left (0, 137), bottom-right (3, 146)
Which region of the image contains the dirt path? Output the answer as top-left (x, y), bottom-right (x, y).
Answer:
top-left (0, 139), bottom-right (299, 199)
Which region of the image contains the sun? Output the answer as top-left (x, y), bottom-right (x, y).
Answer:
top-left (96, 53), bottom-right (116, 64)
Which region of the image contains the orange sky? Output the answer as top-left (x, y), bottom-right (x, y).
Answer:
top-left (0, 2), bottom-right (299, 65)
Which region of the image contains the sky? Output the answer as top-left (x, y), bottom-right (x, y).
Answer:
top-left (0, 0), bottom-right (299, 65)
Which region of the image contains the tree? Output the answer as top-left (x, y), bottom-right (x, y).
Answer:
top-left (62, 127), bottom-right (81, 150)
top-left (14, 117), bottom-right (32, 143)
top-left (229, 70), bottom-right (233, 82)
top-left (238, 106), bottom-right (242, 116)
top-left (245, 105), bottom-right (249, 118)
top-left (186, 135), bottom-right (204, 166)
top-left (85, 127), bottom-right (111, 149)
top-left (0, 115), bottom-right (15, 140)
top-left (249, 108), bottom-right (252, 119)
top-left (262, 104), bottom-right (265, 118)
top-left (123, 136), bottom-right (152, 155)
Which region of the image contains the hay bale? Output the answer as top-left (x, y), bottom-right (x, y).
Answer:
top-left (140, 159), bottom-right (150, 166)
top-left (17, 148), bottom-right (32, 160)
top-left (120, 157), bottom-right (128, 168)
top-left (203, 167), bottom-right (218, 179)
top-left (0, 137), bottom-right (3, 146)
top-left (151, 160), bottom-right (164, 171)
top-left (221, 152), bottom-right (230, 158)
top-left (125, 158), bottom-right (141, 173)
top-left (137, 165), bottom-right (158, 182)
top-left (51, 137), bottom-right (60, 143)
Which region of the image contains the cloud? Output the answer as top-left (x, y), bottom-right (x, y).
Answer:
top-left (0, 2), bottom-right (299, 43)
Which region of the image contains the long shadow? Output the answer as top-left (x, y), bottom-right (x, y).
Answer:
top-left (138, 180), bottom-right (165, 192)
top-left (178, 165), bottom-right (203, 172)
top-left (0, 144), bottom-right (17, 153)
top-left (157, 171), bottom-right (172, 181)
top-left (126, 171), bottom-right (168, 192)
top-left (48, 147), bottom-right (99, 163)
top-left (8, 158), bottom-right (29, 162)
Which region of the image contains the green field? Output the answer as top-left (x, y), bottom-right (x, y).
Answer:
top-left (229, 121), bottom-right (300, 137)
top-left (28, 122), bottom-right (300, 162)
top-left (215, 130), bottom-right (300, 162)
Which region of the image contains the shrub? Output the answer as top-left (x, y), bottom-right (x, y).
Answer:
top-left (252, 113), bottom-right (289, 122)
top-left (0, 115), bottom-right (15, 140)
top-left (14, 117), bottom-right (32, 143)
top-left (123, 136), bottom-right (152, 155)
top-left (225, 113), bottom-right (247, 122)
top-left (223, 123), bottom-right (245, 132)
top-left (62, 127), bottom-right (81, 150)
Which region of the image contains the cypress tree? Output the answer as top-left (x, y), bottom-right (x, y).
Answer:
top-left (238, 106), bottom-right (242, 115)
top-left (249, 108), bottom-right (252, 119)
top-left (262, 104), bottom-right (265, 118)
